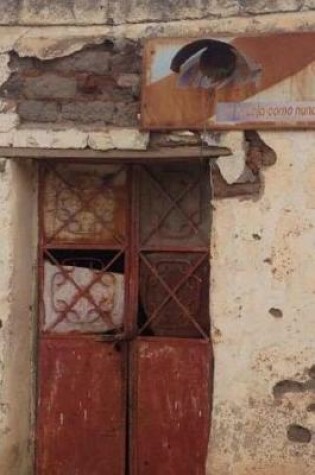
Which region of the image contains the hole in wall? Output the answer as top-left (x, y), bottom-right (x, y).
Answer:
top-left (269, 308), bottom-right (283, 318)
top-left (287, 424), bottom-right (312, 443)
top-left (273, 380), bottom-right (304, 398)
top-left (309, 365), bottom-right (315, 379)
top-left (252, 233), bottom-right (261, 240)
top-left (263, 258), bottom-right (272, 265)
top-left (273, 370), bottom-right (315, 400)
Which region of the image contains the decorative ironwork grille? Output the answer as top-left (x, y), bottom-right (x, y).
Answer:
top-left (42, 163), bottom-right (127, 246)
top-left (39, 163), bottom-right (129, 338)
top-left (39, 161), bottom-right (211, 340)
top-left (137, 162), bottom-right (210, 339)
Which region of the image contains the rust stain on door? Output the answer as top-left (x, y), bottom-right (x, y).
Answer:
top-left (36, 338), bottom-right (126, 475)
top-left (37, 162), bottom-right (213, 475)
top-left (131, 337), bottom-right (212, 475)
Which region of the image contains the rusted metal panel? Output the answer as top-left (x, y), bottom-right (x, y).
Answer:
top-left (36, 338), bottom-right (126, 475)
top-left (137, 162), bottom-right (210, 339)
top-left (139, 163), bottom-right (210, 249)
top-left (37, 161), bottom-right (213, 475)
top-left (139, 252), bottom-right (210, 338)
top-left (141, 32), bottom-right (315, 129)
top-left (42, 163), bottom-right (128, 246)
top-left (131, 338), bottom-right (212, 475)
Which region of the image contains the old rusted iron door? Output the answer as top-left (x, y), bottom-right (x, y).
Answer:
top-left (36, 161), bottom-right (212, 475)
top-left (131, 163), bottom-right (212, 474)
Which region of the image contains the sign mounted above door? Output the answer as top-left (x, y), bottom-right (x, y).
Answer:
top-left (141, 32), bottom-right (315, 130)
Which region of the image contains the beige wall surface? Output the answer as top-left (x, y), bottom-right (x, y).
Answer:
top-left (0, 2), bottom-right (313, 474)
top-left (209, 130), bottom-right (315, 475)
top-left (0, 0), bottom-right (314, 25)
top-left (0, 159), bottom-right (36, 475)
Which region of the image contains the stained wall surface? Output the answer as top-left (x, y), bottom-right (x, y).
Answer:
top-left (0, 2), bottom-right (314, 474)
top-left (0, 159), bottom-right (36, 475)
top-left (0, 0), bottom-right (314, 25)
top-left (209, 131), bottom-right (315, 475)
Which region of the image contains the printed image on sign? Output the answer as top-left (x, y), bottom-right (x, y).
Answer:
top-left (141, 33), bottom-right (315, 129)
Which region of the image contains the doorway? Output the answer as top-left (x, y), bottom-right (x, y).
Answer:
top-left (36, 160), bottom-right (213, 474)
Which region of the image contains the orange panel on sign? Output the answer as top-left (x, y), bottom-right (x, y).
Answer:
top-left (141, 32), bottom-right (315, 130)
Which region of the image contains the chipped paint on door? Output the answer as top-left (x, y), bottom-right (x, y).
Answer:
top-left (37, 161), bottom-right (212, 475)
top-left (36, 339), bottom-right (126, 475)
top-left (131, 338), bottom-right (212, 475)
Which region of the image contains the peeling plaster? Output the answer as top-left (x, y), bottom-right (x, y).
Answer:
top-left (0, 114), bottom-right (19, 133)
top-left (216, 132), bottom-right (246, 184)
top-left (0, 54), bottom-right (10, 87)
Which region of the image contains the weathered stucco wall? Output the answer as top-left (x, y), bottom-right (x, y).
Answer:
top-left (0, 2), bottom-right (314, 474)
top-left (209, 130), bottom-right (315, 475)
top-left (0, 0), bottom-right (314, 25)
top-left (0, 158), bottom-right (36, 475)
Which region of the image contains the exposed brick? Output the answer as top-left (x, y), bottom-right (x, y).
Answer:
top-left (113, 101), bottom-right (139, 126)
top-left (77, 74), bottom-right (116, 97)
top-left (1, 42), bottom-right (143, 126)
top-left (24, 74), bottom-right (77, 99)
top-left (18, 100), bottom-right (59, 122)
top-left (110, 87), bottom-right (137, 102)
top-left (61, 101), bottom-right (115, 123)
top-left (0, 73), bottom-right (24, 98)
top-left (110, 51), bottom-right (141, 74)
top-left (9, 53), bottom-right (36, 72)
top-left (117, 73), bottom-right (139, 89)
top-left (53, 50), bottom-right (110, 74)
top-left (116, 73), bottom-right (140, 99)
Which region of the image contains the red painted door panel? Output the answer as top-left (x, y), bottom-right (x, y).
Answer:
top-left (131, 338), bottom-right (212, 475)
top-left (37, 162), bottom-right (212, 475)
top-left (37, 338), bottom-right (126, 475)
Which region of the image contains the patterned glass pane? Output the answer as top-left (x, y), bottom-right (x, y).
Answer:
top-left (43, 164), bottom-right (127, 245)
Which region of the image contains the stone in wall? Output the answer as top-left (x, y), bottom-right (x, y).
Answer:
top-left (240, 0), bottom-right (304, 14)
top-left (0, 0), bottom-right (314, 25)
top-left (61, 101), bottom-right (115, 123)
top-left (18, 100), bottom-right (59, 122)
top-left (24, 74), bottom-right (77, 100)
top-left (0, 0), bottom-right (240, 25)
top-left (1, 0), bottom-right (112, 25)
top-left (0, 0), bottom-right (20, 24)
top-left (125, 0), bottom-right (240, 23)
